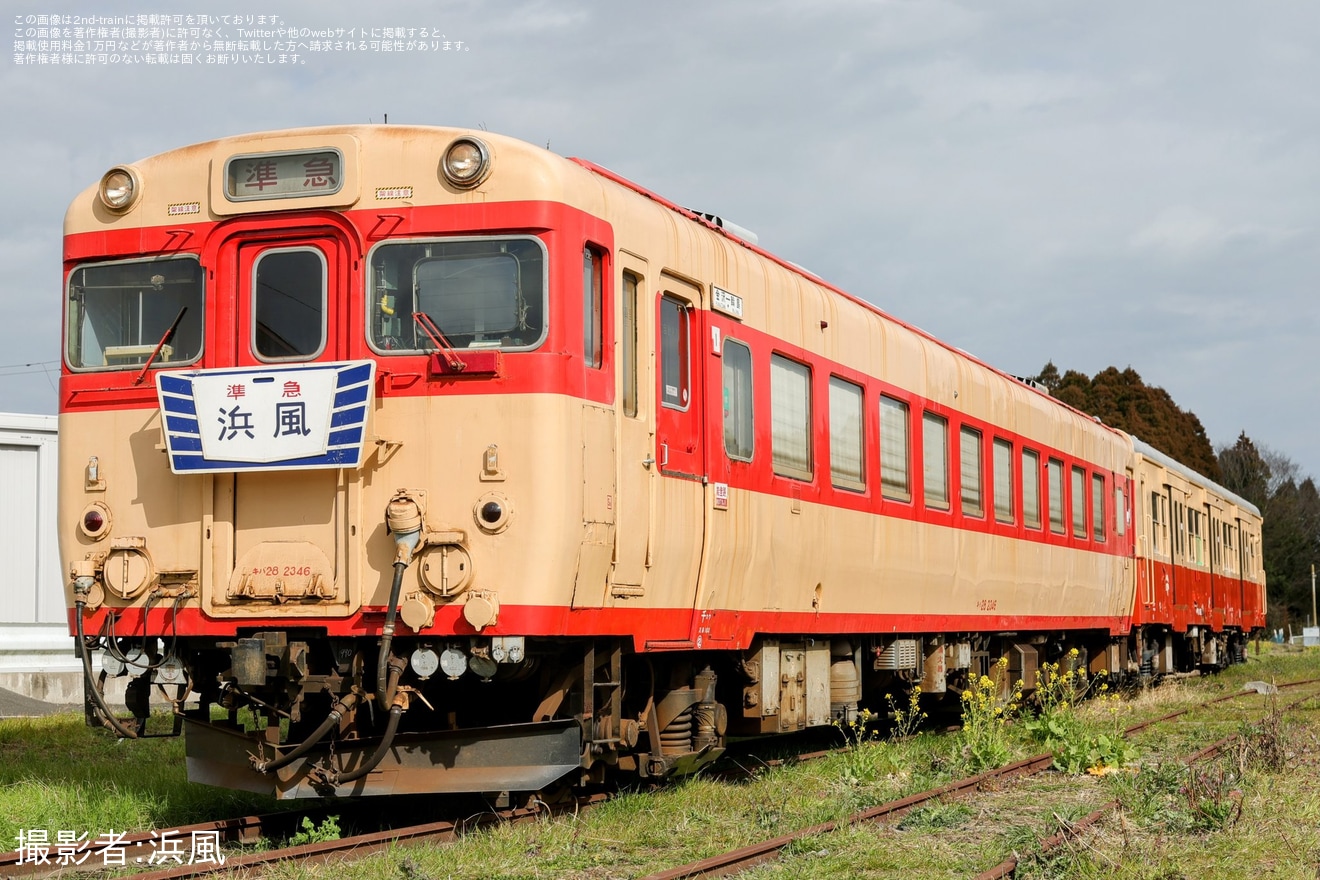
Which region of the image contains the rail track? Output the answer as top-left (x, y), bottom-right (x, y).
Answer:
top-left (3, 677), bottom-right (1315, 880)
top-left (637, 676), bottom-right (1320, 880)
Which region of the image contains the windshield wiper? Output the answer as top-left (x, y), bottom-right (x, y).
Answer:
top-left (411, 312), bottom-right (467, 373)
top-left (133, 307), bottom-right (188, 386)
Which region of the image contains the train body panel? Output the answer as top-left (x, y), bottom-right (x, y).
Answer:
top-left (58, 125), bottom-right (1264, 797)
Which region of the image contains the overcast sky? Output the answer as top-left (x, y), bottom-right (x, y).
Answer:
top-left (5, 0), bottom-right (1317, 481)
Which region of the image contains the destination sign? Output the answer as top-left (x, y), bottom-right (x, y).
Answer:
top-left (224, 148), bottom-right (343, 201)
top-left (156, 360), bottom-right (375, 473)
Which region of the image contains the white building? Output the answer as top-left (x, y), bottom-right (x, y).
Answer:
top-left (0, 413), bottom-right (82, 702)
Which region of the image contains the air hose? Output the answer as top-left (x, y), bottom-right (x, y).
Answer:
top-left (250, 691), bottom-right (360, 774)
top-left (74, 588), bottom-right (139, 739)
top-left (332, 662), bottom-right (406, 786)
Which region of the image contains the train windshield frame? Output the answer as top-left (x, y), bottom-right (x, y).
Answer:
top-left (64, 255), bottom-right (205, 372)
top-left (367, 235), bottom-right (548, 354)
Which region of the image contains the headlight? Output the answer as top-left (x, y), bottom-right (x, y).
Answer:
top-left (98, 166), bottom-right (140, 211)
top-left (441, 137), bottom-right (491, 188)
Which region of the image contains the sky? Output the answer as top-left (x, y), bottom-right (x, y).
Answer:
top-left (5, 0), bottom-right (1318, 480)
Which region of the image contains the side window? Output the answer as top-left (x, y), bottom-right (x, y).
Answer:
top-left (1191, 509), bottom-right (1203, 566)
top-left (771, 354), bottom-right (812, 480)
top-left (1047, 458), bottom-right (1065, 534)
top-left (880, 395), bottom-right (911, 501)
top-left (1115, 485), bottom-right (1126, 536)
top-left (254, 248), bottom-right (326, 361)
top-left (1071, 465), bottom-right (1087, 539)
top-left (1092, 474), bottom-right (1106, 542)
top-left (621, 273), bottom-right (638, 418)
top-left (659, 296), bottom-right (689, 410)
top-left (722, 339), bottom-right (754, 461)
top-left (923, 412), bottom-right (949, 510)
top-left (583, 247), bottom-right (603, 368)
top-left (960, 426), bottom-right (984, 517)
top-left (1150, 492), bottom-right (1161, 554)
top-left (1023, 448), bottom-right (1041, 529)
top-left (993, 438), bottom-right (1014, 524)
top-left (1174, 502), bottom-right (1185, 560)
top-left (829, 377), bottom-right (865, 490)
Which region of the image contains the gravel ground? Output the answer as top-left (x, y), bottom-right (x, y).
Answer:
top-left (0, 687), bottom-right (79, 719)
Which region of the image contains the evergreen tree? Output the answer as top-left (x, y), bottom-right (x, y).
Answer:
top-left (1217, 436), bottom-right (1320, 629)
top-left (1030, 362), bottom-right (1221, 482)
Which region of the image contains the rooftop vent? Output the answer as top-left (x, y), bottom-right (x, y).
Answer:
top-left (1012, 375), bottom-right (1049, 393)
top-left (687, 210), bottom-right (759, 245)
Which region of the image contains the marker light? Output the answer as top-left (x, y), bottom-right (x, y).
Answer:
top-left (98, 166), bottom-right (140, 211)
top-left (441, 137), bottom-right (491, 188)
top-left (80, 503), bottom-right (111, 539)
top-left (473, 492), bottom-right (512, 533)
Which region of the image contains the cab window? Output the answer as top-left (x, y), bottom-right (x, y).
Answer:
top-left (368, 236), bottom-right (547, 353)
top-left (65, 256), bottom-right (204, 371)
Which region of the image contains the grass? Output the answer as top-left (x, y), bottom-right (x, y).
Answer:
top-left (2, 643), bottom-right (1319, 878)
top-left (0, 713), bottom-right (280, 849)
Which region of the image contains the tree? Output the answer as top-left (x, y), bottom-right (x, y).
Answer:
top-left (1217, 436), bottom-right (1320, 629)
top-left (1031, 363), bottom-right (1221, 482)
top-left (1217, 432), bottom-right (1270, 510)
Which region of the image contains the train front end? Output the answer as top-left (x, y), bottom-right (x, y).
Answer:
top-left (59, 126), bottom-right (622, 798)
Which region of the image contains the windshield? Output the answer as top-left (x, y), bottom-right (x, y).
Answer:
top-left (368, 237), bottom-right (546, 353)
top-left (66, 257), bottom-right (204, 371)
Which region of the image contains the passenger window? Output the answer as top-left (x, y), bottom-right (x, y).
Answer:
top-left (723, 339), bottom-right (754, 461)
top-left (1047, 458), bottom-right (1065, 534)
top-left (622, 273), bottom-right (639, 418)
top-left (1022, 449), bottom-right (1041, 529)
top-left (659, 296), bottom-right (690, 410)
top-left (254, 248), bottom-right (325, 360)
top-left (923, 412), bottom-right (949, 510)
top-left (1071, 465), bottom-right (1086, 538)
top-left (583, 247), bottom-right (603, 368)
top-left (880, 396), bottom-right (911, 501)
top-left (771, 354), bottom-right (812, 480)
top-left (1092, 474), bottom-right (1106, 542)
top-left (993, 438), bottom-right (1014, 524)
top-left (829, 377), bottom-right (865, 490)
top-left (960, 426), bottom-right (983, 517)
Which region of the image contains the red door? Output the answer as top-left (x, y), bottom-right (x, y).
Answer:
top-left (655, 290), bottom-right (705, 481)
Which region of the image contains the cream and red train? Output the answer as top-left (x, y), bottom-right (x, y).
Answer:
top-left (58, 125), bottom-right (1264, 798)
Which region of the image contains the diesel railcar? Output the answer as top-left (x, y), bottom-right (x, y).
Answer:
top-left (59, 125), bottom-right (1264, 798)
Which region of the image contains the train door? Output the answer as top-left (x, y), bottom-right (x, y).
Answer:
top-left (203, 222), bottom-right (361, 616)
top-left (1209, 505), bottom-right (1232, 628)
top-left (646, 275), bottom-right (708, 640)
top-left (608, 259), bottom-right (651, 594)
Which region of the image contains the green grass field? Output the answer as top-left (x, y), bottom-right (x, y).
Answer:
top-left (2, 644), bottom-right (1317, 878)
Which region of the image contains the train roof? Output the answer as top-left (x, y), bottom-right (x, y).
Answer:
top-left (1132, 437), bottom-right (1261, 517)
top-left (571, 156), bottom-right (1133, 450)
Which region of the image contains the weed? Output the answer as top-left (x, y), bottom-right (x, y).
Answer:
top-left (1234, 693), bottom-right (1291, 774)
top-left (286, 815), bottom-right (341, 846)
top-left (895, 801), bottom-right (972, 831)
top-left (833, 707), bottom-right (886, 785)
top-left (1179, 764), bottom-right (1243, 833)
top-left (958, 657), bottom-right (1022, 772)
top-left (886, 688), bottom-right (927, 740)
